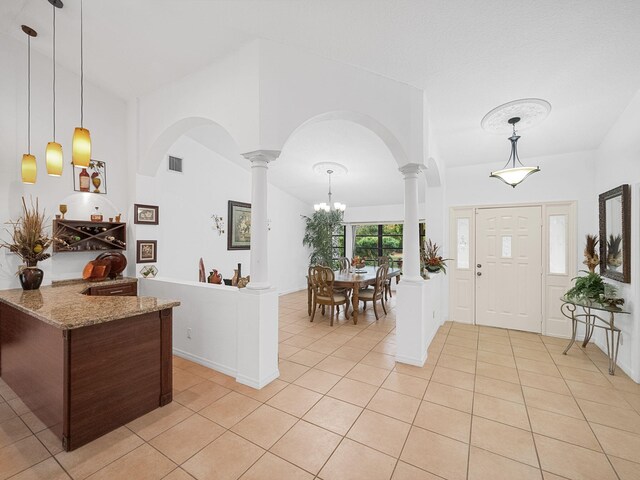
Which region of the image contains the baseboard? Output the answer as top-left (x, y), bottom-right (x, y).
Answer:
top-left (235, 369), bottom-right (280, 389)
top-left (278, 285), bottom-right (307, 296)
top-left (173, 349), bottom-right (237, 378)
top-left (395, 349), bottom-right (429, 367)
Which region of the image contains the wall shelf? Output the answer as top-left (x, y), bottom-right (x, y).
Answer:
top-left (53, 220), bottom-right (126, 253)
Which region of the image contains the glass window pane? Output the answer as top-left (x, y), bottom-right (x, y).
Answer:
top-left (356, 225), bottom-right (378, 235)
top-left (501, 236), bottom-right (512, 258)
top-left (456, 218), bottom-right (470, 269)
top-left (549, 214), bottom-right (567, 274)
top-left (382, 224), bottom-right (403, 235)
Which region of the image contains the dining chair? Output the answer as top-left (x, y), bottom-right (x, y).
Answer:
top-left (307, 265), bottom-right (315, 316)
top-left (338, 257), bottom-right (350, 271)
top-left (377, 256), bottom-right (393, 301)
top-left (310, 265), bottom-right (350, 326)
top-left (357, 264), bottom-right (388, 320)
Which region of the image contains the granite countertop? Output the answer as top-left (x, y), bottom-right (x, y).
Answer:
top-left (0, 278), bottom-right (180, 330)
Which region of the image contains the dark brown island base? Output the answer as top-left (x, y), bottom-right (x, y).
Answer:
top-left (0, 278), bottom-right (180, 451)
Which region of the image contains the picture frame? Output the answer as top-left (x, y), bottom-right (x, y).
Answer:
top-left (73, 159), bottom-right (107, 194)
top-left (134, 204), bottom-right (159, 225)
top-left (227, 200), bottom-right (251, 250)
top-left (136, 240), bottom-right (157, 263)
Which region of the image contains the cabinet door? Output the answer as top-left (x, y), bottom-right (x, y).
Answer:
top-left (91, 283), bottom-right (137, 296)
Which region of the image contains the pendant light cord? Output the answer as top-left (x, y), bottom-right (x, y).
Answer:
top-left (27, 34), bottom-right (31, 154)
top-left (80, 0), bottom-right (84, 128)
top-left (52, 4), bottom-right (56, 140)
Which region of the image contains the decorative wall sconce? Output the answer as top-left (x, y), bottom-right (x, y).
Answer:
top-left (211, 214), bottom-right (225, 235)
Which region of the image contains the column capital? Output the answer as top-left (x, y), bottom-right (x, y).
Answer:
top-left (242, 150), bottom-right (280, 165)
top-left (399, 162), bottom-right (425, 177)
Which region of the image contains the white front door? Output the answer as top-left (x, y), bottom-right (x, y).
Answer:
top-left (475, 206), bottom-right (542, 332)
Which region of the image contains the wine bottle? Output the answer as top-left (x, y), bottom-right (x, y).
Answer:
top-left (79, 168), bottom-right (90, 192)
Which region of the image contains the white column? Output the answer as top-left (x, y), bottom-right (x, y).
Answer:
top-left (399, 163), bottom-right (424, 281)
top-left (241, 150), bottom-right (279, 290)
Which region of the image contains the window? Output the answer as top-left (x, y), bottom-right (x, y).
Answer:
top-left (549, 214), bottom-right (567, 274)
top-left (456, 218), bottom-right (470, 269)
top-left (332, 225), bottom-right (346, 265)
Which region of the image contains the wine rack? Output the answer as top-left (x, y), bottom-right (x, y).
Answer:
top-left (53, 220), bottom-right (126, 253)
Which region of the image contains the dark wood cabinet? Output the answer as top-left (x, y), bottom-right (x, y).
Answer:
top-left (53, 220), bottom-right (126, 253)
top-left (87, 282), bottom-right (137, 296)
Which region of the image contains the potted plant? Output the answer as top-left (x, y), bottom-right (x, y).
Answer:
top-left (565, 271), bottom-right (606, 302)
top-left (582, 234), bottom-right (599, 273)
top-left (607, 234), bottom-right (622, 270)
top-left (421, 239), bottom-right (451, 276)
top-left (302, 210), bottom-right (344, 267)
top-left (1, 198), bottom-right (53, 290)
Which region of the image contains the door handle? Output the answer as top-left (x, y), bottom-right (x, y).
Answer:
top-left (477, 264), bottom-right (482, 268)
top-left (476, 272), bottom-right (482, 276)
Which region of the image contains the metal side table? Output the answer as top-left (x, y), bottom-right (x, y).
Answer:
top-left (560, 297), bottom-right (630, 375)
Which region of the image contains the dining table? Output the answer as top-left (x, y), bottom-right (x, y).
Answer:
top-left (332, 265), bottom-right (401, 324)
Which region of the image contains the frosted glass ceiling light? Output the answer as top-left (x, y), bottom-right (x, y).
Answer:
top-left (46, 0), bottom-right (64, 177)
top-left (21, 25), bottom-right (37, 184)
top-left (489, 117), bottom-right (540, 188)
top-left (72, 0), bottom-right (91, 168)
top-left (314, 169), bottom-right (346, 212)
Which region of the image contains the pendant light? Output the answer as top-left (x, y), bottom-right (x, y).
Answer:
top-left (46, 0), bottom-right (64, 176)
top-left (72, 0), bottom-right (91, 168)
top-left (21, 25), bottom-right (37, 185)
top-left (489, 117), bottom-right (540, 188)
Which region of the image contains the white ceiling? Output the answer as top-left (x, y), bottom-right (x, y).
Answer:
top-left (3, 0), bottom-right (640, 169)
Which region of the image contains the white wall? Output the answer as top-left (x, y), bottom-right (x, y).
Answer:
top-left (136, 135), bottom-right (310, 294)
top-left (593, 87), bottom-right (640, 381)
top-left (0, 32), bottom-right (128, 289)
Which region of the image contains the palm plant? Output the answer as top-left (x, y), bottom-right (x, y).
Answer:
top-left (302, 210), bottom-right (344, 267)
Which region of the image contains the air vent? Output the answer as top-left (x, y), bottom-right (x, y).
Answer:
top-left (168, 156), bottom-right (183, 173)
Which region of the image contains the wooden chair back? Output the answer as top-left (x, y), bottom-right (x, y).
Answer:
top-left (338, 257), bottom-right (350, 271)
top-left (311, 265), bottom-right (335, 298)
top-left (377, 256), bottom-right (389, 266)
top-left (373, 264), bottom-right (389, 297)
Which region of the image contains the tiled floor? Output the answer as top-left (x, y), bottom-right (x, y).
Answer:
top-left (2, 290), bottom-right (640, 479)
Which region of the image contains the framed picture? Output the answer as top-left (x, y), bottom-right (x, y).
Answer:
top-left (73, 159), bottom-right (107, 194)
top-left (134, 204), bottom-right (159, 225)
top-left (227, 200), bottom-right (251, 250)
top-left (136, 240), bottom-right (157, 263)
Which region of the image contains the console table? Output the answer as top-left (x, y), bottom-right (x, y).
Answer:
top-left (560, 297), bottom-right (630, 375)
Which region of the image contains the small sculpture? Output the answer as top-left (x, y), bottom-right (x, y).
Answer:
top-left (208, 269), bottom-right (222, 284)
top-left (583, 234), bottom-right (599, 273)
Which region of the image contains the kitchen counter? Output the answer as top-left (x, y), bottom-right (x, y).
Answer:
top-left (0, 277), bottom-right (179, 330)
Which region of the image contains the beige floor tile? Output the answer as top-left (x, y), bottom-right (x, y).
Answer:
top-left (477, 350), bottom-right (516, 368)
top-left (86, 443), bottom-right (175, 480)
top-left (0, 436), bottom-right (50, 479)
top-left (36, 427), bottom-right (63, 456)
top-left (368, 389), bottom-right (421, 423)
top-left (240, 452), bottom-right (313, 480)
top-left (400, 426), bottom-right (468, 480)
top-left (522, 386), bottom-right (584, 419)
top-left (371, 341), bottom-right (396, 355)
top-left (183, 431), bottom-right (264, 480)
top-left (609, 455), bottom-right (640, 480)
top-left (294, 368), bottom-right (342, 394)
top-left (476, 361), bottom-right (520, 384)
top-left (306, 340), bottom-right (342, 355)
top-left (541, 472), bottom-right (568, 480)
top-left (182, 362), bottom-right (218, 379)
top-left (558, 365), bottom-right (611, 387)
top-left (471, 416), bottom-right (538, 467)
top-left (391, 461), bottom-right (442, 480)
top-left (0, 416), bottom-right (31, 449)
top-left (578, 397), bottom-right (640, 434)
top-left (518, 370), bottom-right (571, 395)
top-left (126, 402), bottom-right (193, 441)
top-left (474, 375), bottom-right (524, 404)
top-left (534, 434), bottom-right (618, 480)
top-left (327, 378), bottom-right (378, 408)
top-left (413, 401), bottom-right (471, 442)
top-left (271, 420), bottom-right (341, 475)
top-left (431, 365), bottom-right (475, 391)
top-left (0, 403), bottom-right (16, 423)
top-left (150, 414), bottom-right (225, 464)
top-left (288, 349), bottom-right (327, 367)
top-left (173, 368), bottom-right (207, 393)
top-left (231, 404), bottom-right (297, 449)
top-left (566, 380), bottom-right (632, 409)
top-left (20, 412), bottom-right (47, 434)
top-left (515, 357), bottom-right (562, 377)
top-left (442, 343), bottom-right (478, 361)
top-left (55, 427), bottom-right (143, 480)
top-left (332, 345), bottom-right (370, 362)
top-left (622, 391), bottom-right (640, 414)
top-left (315, 356), bottom-right (357, 376)
top-left (477, 340), bottom-right (514, 355)
top-left (360, 352), bottom-right (397, 370)
top-left (277, 360), bottom-right (311, 382)
top-left (174, 380), bottom-right (231, 412)
top-left (10, 457), bottom-right (71, 480)
top-left (473, 392), bottom-right (530, 430)
top-left (445, 335), bottom-right (478, 349)
top-left (424, 381), bottom-right (474, 413)
top-left (437, 353), bottom-right (476, 374)
top-left (320, 438), bottom-right (396, 480)
top-left (6, 397), bottom-right (29, 416)
top-left (283, 334), bottom-right (316, 349)
top-left (528, 406), bottom-right (601, 451)
top-left (346, 363), bottom-right (391, 386)
top-left (345, 336), bottom-right (380, 350)
top-left (234, 379), bottom-right (288, 403)
top-left (393, 363), bottom-right (434, 380)
top-left (303, 396), bottom-right (362, 435)
top-left (591, 423), bottom-right (640, 463)
top-left (347, 409), bottom-right (410, 457)
top-left (278, 343), bottom-right (302, 359)
top-left (199, 391), bottom-right (261, 428)
top-left (468, 446), bottom-right (542, 480)
top-left (206, 370), bottom-right (240, 389)
top-left (267, 384), bottom-right (323, 417)
top-left (159, 467), bottom-right (195, 480)
top-left (381, 372), bottom-right (428, 398)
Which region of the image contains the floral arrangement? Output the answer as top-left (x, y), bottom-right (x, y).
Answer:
top-left (1, 197), bottom-right (53, 268)
top-left (582, 234), bottom-right (599, 273)
top-left (607, 234), bottom-right (622, 268)
top-left (421, 239), bottom-right (451, 274)
top-left (351, 256), bottom-right (366, 268)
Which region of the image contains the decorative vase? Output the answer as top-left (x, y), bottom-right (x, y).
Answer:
top-left (19, 266), bottom-right (44, 290)
top-left (208, 269), bottom-right (222, 284)
top-left (231, 269), bottom-right (239, 286)
top-left (426, 265), bottom-right (442, 274)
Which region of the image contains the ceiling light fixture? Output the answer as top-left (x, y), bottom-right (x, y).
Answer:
top-left (314, 169), bottom-right (346, 212)
top-left (46, 0), bottom-right (64, 176)
top-left (21, 25), bottom-right (37, 185)
top-left (489, 116), bottom-right (540, 188)
top-left (72, 0), bottom-right (91, 168)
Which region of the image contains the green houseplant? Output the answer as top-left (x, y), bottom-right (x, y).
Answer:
top-left (565, 271), bottom-right (607, 302)
top-left (302, 210), bottom-right (344, 267)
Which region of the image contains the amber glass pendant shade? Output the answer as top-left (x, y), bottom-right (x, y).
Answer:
top-left (72, 127), bottom-right (91, 167)
top-left (46, 142), bottom-right (63, 176)
top-left (21, 154), bottom-right (37, 184)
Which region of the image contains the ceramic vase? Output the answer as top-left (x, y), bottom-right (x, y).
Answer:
top-left (19, 266), bottom-right (44, 290)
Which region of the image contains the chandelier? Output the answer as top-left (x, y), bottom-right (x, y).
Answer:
top-left (314, 169), bottom-right (346, 212)
top-left (489, 116), bottom-right (540, 187)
